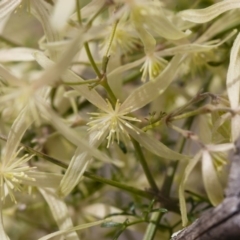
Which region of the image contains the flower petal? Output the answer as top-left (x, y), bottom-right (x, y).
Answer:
top-left (0, 48), bottom-right (40, 62)
top-left (207, 143), bottom-right (234, 152)
top-left (50, 0), bottom-right (76, 31)
top-left (39, 188), bottom-right (79, 240)
top-left (202, 150), bottom-right (224, 206)
top-left (3, 107), bottom-right (33, 167)
top-left (120, 55), bottom-right (183, 113)
top-left (57, 147), bottom-right (90, 197)
top-left (0, 205), bottom-right (9, 240)
top-left (127, 124), bottom-right (189, 160)
top-left (34, 52), bottom-right (109, 112)
top-left (23, 172), bottom-right (62, 189)
top-left (226, 32), bottom-right (240, 140)
top-left (0, 0), bottom-right (21, 19)
top-left (179, 151), bottom-right (202, 226)
top-left (179, 0), bottom-right (240, 23)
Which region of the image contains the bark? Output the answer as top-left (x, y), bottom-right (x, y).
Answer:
top-left (172, 138), bottom-right (240, 240)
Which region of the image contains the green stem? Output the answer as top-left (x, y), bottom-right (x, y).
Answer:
top-left (84, 171), bottom-right (154, 200)
top-left (84, 42), bottom-right (102, 79)
top-left (76, 0), bottom-right (82, 25)
top-left (131, 138), bottom-right (159, 192)
top-left (104, 20), bottom-right (119, 57)
top-left (76, 0), bottom-right (102, 79)
top-left (101, 78), bottom-right (117, 104)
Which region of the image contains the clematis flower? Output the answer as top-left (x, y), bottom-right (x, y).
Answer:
top-left (101, 20), bottom-right (139, 55)
top-left (0, 107), bottom-right (68, 239)
top-left (88, 99), bottom-right (141, 147)
top-left (140, 52), bottom-right (168, 82)
top-left (34, 52), bottom-right (189, 198)
top-left (179, 143), bottom-right (234, 226)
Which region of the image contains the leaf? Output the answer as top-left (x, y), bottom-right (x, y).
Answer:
top-left (202, 150), bottom-right (224, 206)
top-left (179, 151), bottom-right (202, 226)
top-left (179, 0), bottom-right (240, 23)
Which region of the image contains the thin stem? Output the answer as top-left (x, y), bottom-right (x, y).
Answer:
top-left (76, 0), bottom-right (82, 26)
top-left (101, 78), bottom-right (117, 104)
top-left (131, 137), bottom-right (159, 192)
top-left (84, 171), bottom-right (154, 200)
top-left (104, 20), bottom-right (119, 57)
top-left (76, 0), bottom-right (102, 79)
top-left (84, 42), bottom-right (102, 79)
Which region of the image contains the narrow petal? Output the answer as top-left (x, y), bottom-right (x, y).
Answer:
top-left (0, 0), bottom-right (21, 19)
top-left (196, 10), bottom-right (240, 43)
top-left (227, 32), bottom-right (240, 109)
top-left (3, 107), bottom-right (33, 167)
top-left (57, 148), bottom-right (90, 197)
top-left (179, 0), bottom-right (240, 23)
top-left (58, 132), bottom-right (107, 197)
top-left (126, 124), bottom-right (189, 160)
top-left (34, 52), bottom-right (109, 112)
top-left (0, 48), bottom-right (40, 62)
top-left (202, 150), bottom-right (223, 206)
top-left (157, 29), bottom-right (237, 57)
top-left (108, 57), bottom-right (145, 79)
top-left (207, 143), bottom-right (234, 152)
top-left (0, 64), bottom-right (20, 86)
top-left (226, 32), bottom-right (240, 140)
top-left (32, 30), bottom-right (84, 90)
top-left (0, 202), bottom-right (9, 240)
top-left (120, 55), bottom-right (183, 113)
top-left (23, 172), bottom-right (62, 189)
top-left (179, 151), bottom-right (202, 226)
top-left (50, 0), bottom-right (76, 31)
top-left (39, 188), bottom-right (79, 240)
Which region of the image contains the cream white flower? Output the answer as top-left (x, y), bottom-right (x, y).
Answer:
top-left (0, 147), bottom-right (35, 203)
top-left (88, 99), bottom-right (141, 147)
top-left (179, 143), bottom-right (234, 226)
top-left (140, 52), bottom-right (168, 82)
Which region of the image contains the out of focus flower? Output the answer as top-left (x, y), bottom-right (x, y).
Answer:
top-left (140, 52), bottom-right (167, 82)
